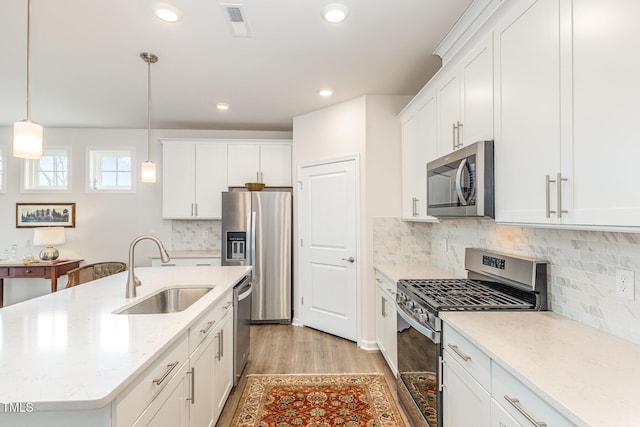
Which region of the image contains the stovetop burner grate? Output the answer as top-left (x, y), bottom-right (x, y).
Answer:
top-left (400, 278), bottom-right (534, 311)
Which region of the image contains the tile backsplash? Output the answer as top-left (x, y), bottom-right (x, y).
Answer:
top-left (171, 220), bottom-right (222, 251)
top-left (373, 217), bottom-right (640, 344)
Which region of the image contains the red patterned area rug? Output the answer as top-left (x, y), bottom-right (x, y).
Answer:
top-left (230, 373), bottom-right (407, 426)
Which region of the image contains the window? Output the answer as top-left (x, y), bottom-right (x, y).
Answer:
top-left (22, 147), bottom-right (71, 192)
top-left (87, 148), bottom-right (135, 192)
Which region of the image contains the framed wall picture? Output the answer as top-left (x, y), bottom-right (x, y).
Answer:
top-left (16, 203), bottom-right (76, 228)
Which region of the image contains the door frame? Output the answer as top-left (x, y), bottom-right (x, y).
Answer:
top-left (295, 154), bottom-right (361, 344)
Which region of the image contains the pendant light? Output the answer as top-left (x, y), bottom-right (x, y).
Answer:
top-left (13, 0), bottom-right (44, 160)
top-left (140, 52), bottom-right (158, 183)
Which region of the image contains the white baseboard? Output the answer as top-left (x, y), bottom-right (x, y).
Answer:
top-left (358, 339), bottom-right (379, 352)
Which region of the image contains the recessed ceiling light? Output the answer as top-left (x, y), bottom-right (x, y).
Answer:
top-left (216, 102), bottom-right (230, 110)
top-left (318, 89), bottom-right (333, 97)
top-left (322, 3), bottom-right (349, 23)
top-left (153, 4), bottom-right (182, 23)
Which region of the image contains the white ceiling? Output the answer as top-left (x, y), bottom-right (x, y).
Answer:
top-left (0, 0), bottom-right (472, 131)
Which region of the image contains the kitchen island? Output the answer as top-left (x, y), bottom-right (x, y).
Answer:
top-left (0, 265), bottom-right (251, 426)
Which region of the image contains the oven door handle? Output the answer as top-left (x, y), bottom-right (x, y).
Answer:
top-left (397, 303), bottom-right (440, 344)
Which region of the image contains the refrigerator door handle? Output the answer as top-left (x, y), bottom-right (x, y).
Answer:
top-left (250, 211), bottom-right (257, 265)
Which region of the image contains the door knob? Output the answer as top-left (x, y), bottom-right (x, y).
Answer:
top-left (342, 257), bottom-right (355, 263)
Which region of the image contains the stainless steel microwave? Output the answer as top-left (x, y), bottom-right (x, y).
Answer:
top-left (426, 140), bottom-right (494, 218)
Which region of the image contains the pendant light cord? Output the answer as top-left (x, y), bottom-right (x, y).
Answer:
top-left (147, 58), bottom-right (152, 162)
top-left (26, 0), bottom-right (33, 120)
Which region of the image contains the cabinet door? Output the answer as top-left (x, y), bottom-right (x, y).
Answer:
top-left (260, 144), bottom-right (292, 186)
top-left (195, 143), bottom-right (227, 219)
top-left (571, 0), bottom-right (640, 227)
top-left (494, 0), bottom-right (562, 224)
top-left (212, 311), bottom-right (234, 423)
top-left (375, 286), bottom-right (388, 356)
top-left (461, 35), bottom-right (494, 146)
top-left (188, 333), bottom-right (215, 427)
top-left (438, 70), bottom-right (461, 155)
top-left (162, 143), bottom-right (196, 218)
top-left (227, 144), bottom-right (261, 186)
top-left (442, 351), bottom-right (491, 427)
top-left (401, 93), bottom-right (438, 220)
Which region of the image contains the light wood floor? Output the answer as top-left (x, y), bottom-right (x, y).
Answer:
top-left (216, 324), bottom-right (407, 426)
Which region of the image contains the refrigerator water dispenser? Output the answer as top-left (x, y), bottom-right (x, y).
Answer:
top-left (226, 231), bottom-right (247, 260)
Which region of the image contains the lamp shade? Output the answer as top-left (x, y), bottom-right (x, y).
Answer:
top-left (13, 120), bottom-right (44, 159)
top-left (141, 160), bottom-right (157, 183)
top-left (33, 227), bottom-right (66, 246)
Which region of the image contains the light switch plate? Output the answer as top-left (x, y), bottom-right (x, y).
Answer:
top-left (616, 269), bottom-right (635, 300)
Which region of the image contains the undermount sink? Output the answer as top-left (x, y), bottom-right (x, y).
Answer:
top-left (115, 286), bottom-right (214, 315)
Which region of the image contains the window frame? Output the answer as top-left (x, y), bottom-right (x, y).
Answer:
top-left (85, 146), bottom-right (136, 193)
top-left (21, 146), bottom-right (72, 193)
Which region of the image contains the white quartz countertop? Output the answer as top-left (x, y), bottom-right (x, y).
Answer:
top-left (374, 263), bottom-right (459, 282)
top-left (0, 265), bottom-right (251, 411)
top-left (441, 311), bottom-right (640, 426)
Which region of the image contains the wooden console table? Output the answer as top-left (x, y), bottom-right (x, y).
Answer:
top-left (0, 259), bottom-right (83, 308)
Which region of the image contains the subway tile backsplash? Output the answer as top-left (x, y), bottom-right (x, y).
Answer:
top-left (373, 217), bottom-right (640, 344)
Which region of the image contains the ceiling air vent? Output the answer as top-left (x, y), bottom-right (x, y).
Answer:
top-left (221, 4), bottom-right (252, 37)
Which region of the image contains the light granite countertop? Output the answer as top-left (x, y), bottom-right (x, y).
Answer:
top-left (0, 265), bottom-right (250, 411)
top-left (442, 311), bottom-right (640, 426)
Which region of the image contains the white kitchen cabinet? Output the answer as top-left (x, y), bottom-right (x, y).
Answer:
top-left (493, 0), bottom-right (563, 225)
top-left (490, 398), bottom-right (521, 427)
top-left (227, 142), bottom-right (292, 187)
top-left (162, 141), bottom-right (228, 219)
top-left (442, 351), bottom-right (491, 427)
top-left (374, 272), bottom-right (398, 376)
top-left (188, 330), bottom-right (215, 427)
top-left (437, 69), bottom-right (462, 155)
top-left (212, 309), bottom-right (234, 419)
top-left (569, 0), bottom-right (640, 227)
top-left (132, 365), bottom-right (189, 427)
top-left (400, 90), bottom-right (439, 221)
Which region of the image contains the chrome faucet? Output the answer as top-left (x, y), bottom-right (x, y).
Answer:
top-left (126, 235), bottom-right (170, 298)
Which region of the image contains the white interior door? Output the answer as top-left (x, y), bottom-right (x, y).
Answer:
top-left (300, 158), bottom-right (358, 342)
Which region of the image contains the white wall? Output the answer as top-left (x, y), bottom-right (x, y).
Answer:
top-left (292, 95), bottom-right (408, 348)
top-left (0, 126), bottom-right (291, 305)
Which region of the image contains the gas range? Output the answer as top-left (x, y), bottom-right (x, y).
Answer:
top-left (397, 248), bottom-right (548, 334)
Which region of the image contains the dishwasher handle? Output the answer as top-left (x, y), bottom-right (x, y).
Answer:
top-left (235, 276), bottom-right (252, 301)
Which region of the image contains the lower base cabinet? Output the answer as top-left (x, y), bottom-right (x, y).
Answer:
top-left (442, 350), bottom-right (491, 427)
top-left (491, 398), bottom-right (520, 427)
top-left (132, 363), bottom-right (189, 427)
top-left (212, 313), bottom-right (234, 418)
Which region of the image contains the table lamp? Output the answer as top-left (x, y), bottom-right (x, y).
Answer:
top-left (33, 227), bottom-right (65, 261)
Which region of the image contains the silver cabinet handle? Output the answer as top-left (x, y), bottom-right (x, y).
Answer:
top-left (504, 395), bottom-right (547, 426)
top-left (186, 367), bottom-right (195, 404)
top-left (191, 203), bottom-right (195, 217)
top-left (412, 197), bottom-right (418, 217)
top-left (224, 301), bottom-right (233, 309)
top-left (545, 175), bottom-right (555, 218)
top-left (153, 361), bottom-right (179, 385)
top-left (456, 121), bottom-right (463, 148)
top-left (342, 257), bottom-right (355, 263)
top-left (375, 278), bottom-right (383, 285)
top-left (381, 296), bottom-right (386, 318)
top-left (452, 122), bottom-right (457, 150)
top-left (438, 356), bottom-right (445, 391)
top-left (556, 172), bottom-right (568, 218)
top-left (200, 320), bottom-right (215, 334)
top-left (194, 202), bottom-right (198, 217)
top-left (447, 343), bottom-right (472, 361)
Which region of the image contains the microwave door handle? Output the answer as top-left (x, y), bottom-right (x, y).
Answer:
top-left (455, 158), bottom-right (469, 206)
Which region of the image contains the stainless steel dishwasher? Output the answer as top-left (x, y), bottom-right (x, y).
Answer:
top-left (233, 276), bottom-right (252, 385)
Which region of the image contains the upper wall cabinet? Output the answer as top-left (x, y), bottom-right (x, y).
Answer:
top-left (400, 89), bottom-right (438, 220)
top-left (494, 0), bottom-right (640, 228)
top-left (227, 142), bottom-right (292, 187)
top-left (162, 141), bottom-right (228, 219)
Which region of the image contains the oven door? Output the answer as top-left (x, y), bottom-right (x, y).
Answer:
top-left (396, 304), bottom-right (442, 427)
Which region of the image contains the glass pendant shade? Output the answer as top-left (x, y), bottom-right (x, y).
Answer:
top-left (13, 120), bottom-right (43, 159)
top-left (141, 160), bottom-right (157, 183)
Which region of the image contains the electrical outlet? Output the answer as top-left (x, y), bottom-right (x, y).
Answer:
top-left (442, 238), bottom-right (449, 252)
top-left (203, 230), bottom-right (209, 239)
top-left (616, 269), bottom-right (635, 300)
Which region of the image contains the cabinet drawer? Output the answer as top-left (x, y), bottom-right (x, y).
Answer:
top-left (10, 267), bottom-right (45, 277)
top-left (492, 362), bottom-right (574, 427)
top-left (151, 257), bottom-right (221, 267)
top-left (116, 334), bottom-right (188, 427)
top-left (442, 323), bottom-right (490, 390)
top-left (374, 271), bottom-right (397, 300)
top-left (490, 397), bottom-right (520, 427)
top-left (188, 290), bottom-right (233, 354)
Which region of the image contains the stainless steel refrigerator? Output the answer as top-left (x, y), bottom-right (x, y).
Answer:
top-left (221, 190), bottom-right (292, 323)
